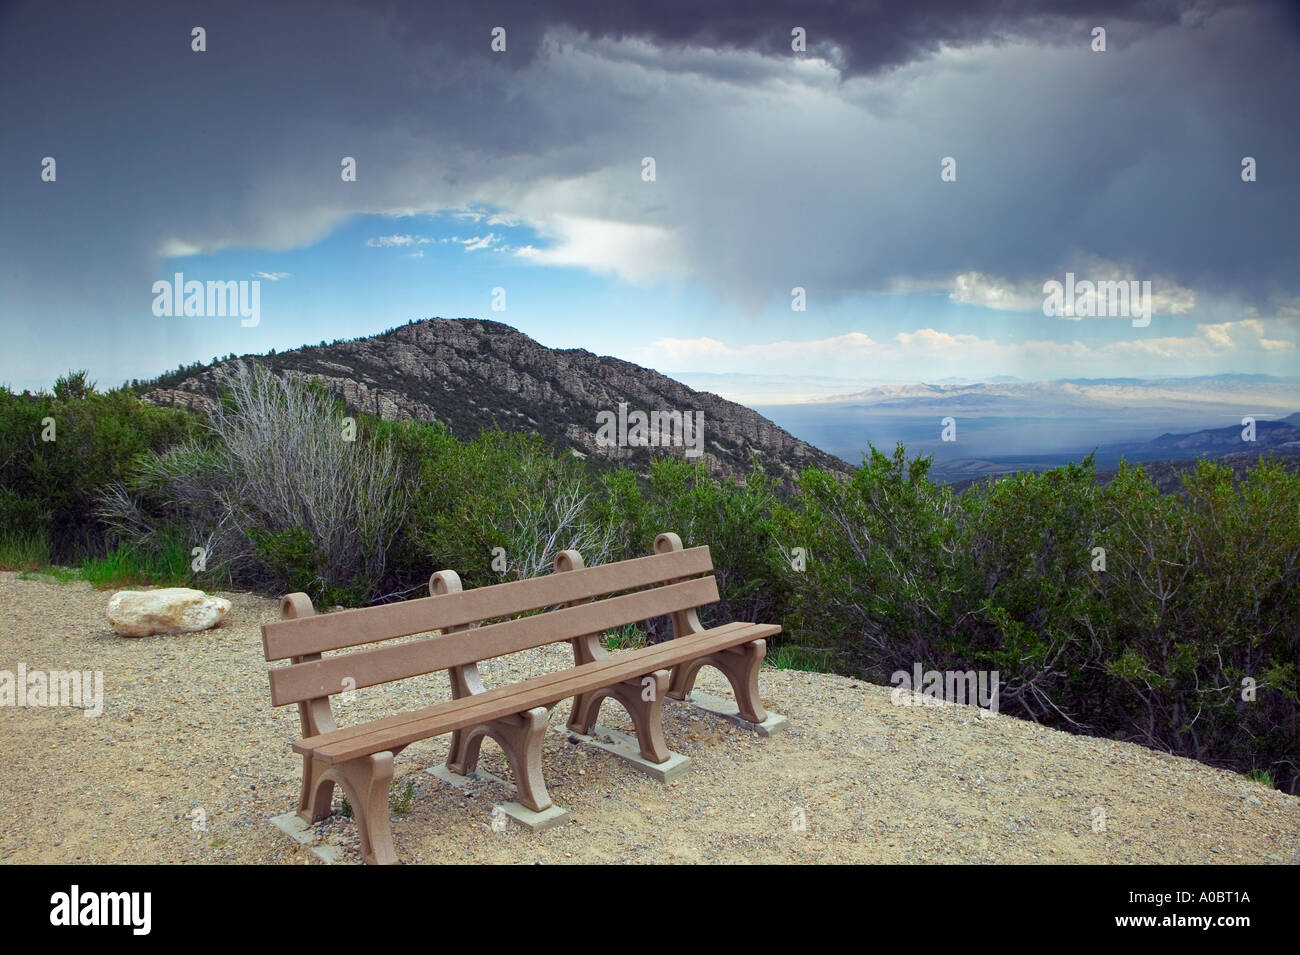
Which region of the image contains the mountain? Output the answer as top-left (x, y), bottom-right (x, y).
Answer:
top-left (751, 375), bottom-right (1300, 482)
top-left (932, 415), bottom-right (1300, 492)
top-left (947, 451), bottom-right (1300, 496)
top-left (812, 375), bottom-right (1300, 418)
top-left (140, 318), bottom-right (848, 480)
top-left (1108, 415), bottom-right (1300, 457)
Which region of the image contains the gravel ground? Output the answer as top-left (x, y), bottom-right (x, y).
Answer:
top-left (1, 571), bottom-right (1297, 865)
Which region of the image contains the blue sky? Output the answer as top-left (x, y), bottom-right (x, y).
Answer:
top-left (2, 0), bottom-right (1297, 397)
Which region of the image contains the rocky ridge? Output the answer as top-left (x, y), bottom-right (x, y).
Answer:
top-left (142, 318), bottom-right (848, 481)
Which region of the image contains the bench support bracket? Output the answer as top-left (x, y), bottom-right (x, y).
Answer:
top-left (446, 705), bottom-right (554, 813)
top-left (300, 751), bottom-right (398, 865)
top-left (667, 639), bottom-right (769, 724)
top-left (567, 669), bottom-right (672, 764)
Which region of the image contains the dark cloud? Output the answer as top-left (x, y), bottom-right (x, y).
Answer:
top-left (355, 0), bottom-right (1267, 75)
top-left (0, 0), bottom-right (1297, 389)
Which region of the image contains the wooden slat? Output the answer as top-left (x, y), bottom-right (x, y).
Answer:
top-left (269, 576), bottom-right (721, 706)
top-left (298, 623), bottom-right (780, 763)
top-left (295, 620), bottom-right (754, 751)
top-left (309, 623), bottom-right (772, 761)
top-left (262, 546), bottom-right (713, 661)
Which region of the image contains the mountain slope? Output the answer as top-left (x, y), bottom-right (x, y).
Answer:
top-left (141, 318), bottom-right (847, 479)
top-left (1111, 415), bottom-right (1300, 456)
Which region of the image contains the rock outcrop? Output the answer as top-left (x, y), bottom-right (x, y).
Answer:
top-left (106, 588), bottom-right (231, 637)
top-left (142, 318), bottom-right (848, 481)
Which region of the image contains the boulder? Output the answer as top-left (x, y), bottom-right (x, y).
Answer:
top-left (106, 588), bottom-right (231, 637)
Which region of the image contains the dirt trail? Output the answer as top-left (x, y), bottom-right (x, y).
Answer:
top-left (1, 572), bottom-right (1296, 865)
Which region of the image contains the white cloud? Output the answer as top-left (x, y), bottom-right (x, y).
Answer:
top-left (365, 234), bottom-right (431, 247)
top-left (460, 233), bottom-right (499, 251)
top-left (519, 215), bottom-right (689, 284)
top-left (948, 272), bottom-right (1042, 312)
top-left (252, 271), bottom-right (292, 280)
top-left (632, 318), bottom-right (1297, 381)
top-left (945, 260), bottom-right (1197, 318)
top-left (158, 238), bottom-right (203, 257)
top-left (637, 332), bottom-right (877, 367)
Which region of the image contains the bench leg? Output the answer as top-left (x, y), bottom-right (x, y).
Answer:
top-left (446, 726), bottom-right (487, 777)
top-left (315, 751), bottom-right (398, 865)
top-left (297, 753), bottom-right (335, 824)
top-left (668, 639), bottom-right (769, 724)
top-left (568, 669), bottom-right (671, 764)
top-left (447, 707), bottom-right (553, 813)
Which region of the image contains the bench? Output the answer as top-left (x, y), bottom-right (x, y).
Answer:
top-left (261, 532), bottom-right (780, 864)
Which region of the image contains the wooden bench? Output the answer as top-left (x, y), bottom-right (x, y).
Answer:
top-left (261, 532), bottom-right (780, 864)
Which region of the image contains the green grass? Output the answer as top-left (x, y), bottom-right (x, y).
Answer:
top-left (763, 643), bottom-right (832, 672)
top-left (17, 566), bottom-right (82, 584)
top-left (338, 778), bottom-right (416, 820)
top-left (3, 530), bottom-right (81, 583)
top-left (604, 624), bottom-right (646, 651)
top-left (80, 540), bottom-right (193, 590)
top-left (391, 779), bottom-right (416, 814)
top-left (1246, 768), bottom-right (1275, 788)
top-left (2, 529), bottom-right (199, 591)
top-left (0, 530), bottom-right (52, 572)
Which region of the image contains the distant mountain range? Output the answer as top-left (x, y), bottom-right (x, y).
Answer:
top-left (1107, 412), bottom-right (1300, 456)
top-left (932, 415), bottom-right (1300, 494)
top-left (747, 374), bottom-right (1300, 483)
top-left (809, 375), bottom-right (1300, 418)
top-left (140, 318), bottom-right (847, 480)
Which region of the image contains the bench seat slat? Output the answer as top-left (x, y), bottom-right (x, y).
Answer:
top-left (291, 621), bottom-right (753, 752)
top-left (269, 576), bottom-right (721, 707)
top-left (296, 622), bottom-right (779, 764)
top-left (263, 546), bottom-right (714, 661)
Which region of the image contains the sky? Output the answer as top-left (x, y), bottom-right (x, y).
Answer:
top-left (1, 0), bottom-right (1298, 397)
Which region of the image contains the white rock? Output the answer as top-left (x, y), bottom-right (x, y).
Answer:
top-left (106, 588), bottom-right (231, 637)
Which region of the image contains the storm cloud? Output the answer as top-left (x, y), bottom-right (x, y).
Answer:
top-left (1, 0), bottom-right (1297, 386)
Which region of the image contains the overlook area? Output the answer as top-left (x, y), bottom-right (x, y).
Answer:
top-left (2, 573), bottom-right (1296, 865)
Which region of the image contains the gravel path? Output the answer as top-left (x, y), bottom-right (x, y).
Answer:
top-left (1, 571), bottom-right (1296, 865)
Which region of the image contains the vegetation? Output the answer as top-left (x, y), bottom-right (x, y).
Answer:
top-left (100, 365), bottom-right (406, 606)
top-left (338, 778), bottom-right (417, 820)
top-left (2, 367), bottom-right (1297, 793)
top-left (0, 372), bottom-right (198, 562)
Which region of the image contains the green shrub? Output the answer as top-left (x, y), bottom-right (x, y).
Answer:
top-left (0, 373), bottom-right (199, 561)
top-left (398, 427), bottom-right (615, 589)
top-left (98, 364), bottom-right (406, 605)
top-left (598, 456), bottom-right (795, 639)
top-left (782, 446), bottom-right (1300, 792)
top-left (785, 444), bottom-right (970, 674)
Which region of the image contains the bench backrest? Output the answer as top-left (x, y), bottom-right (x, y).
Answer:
top-left (262, 535), bottom-right (715, 707)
